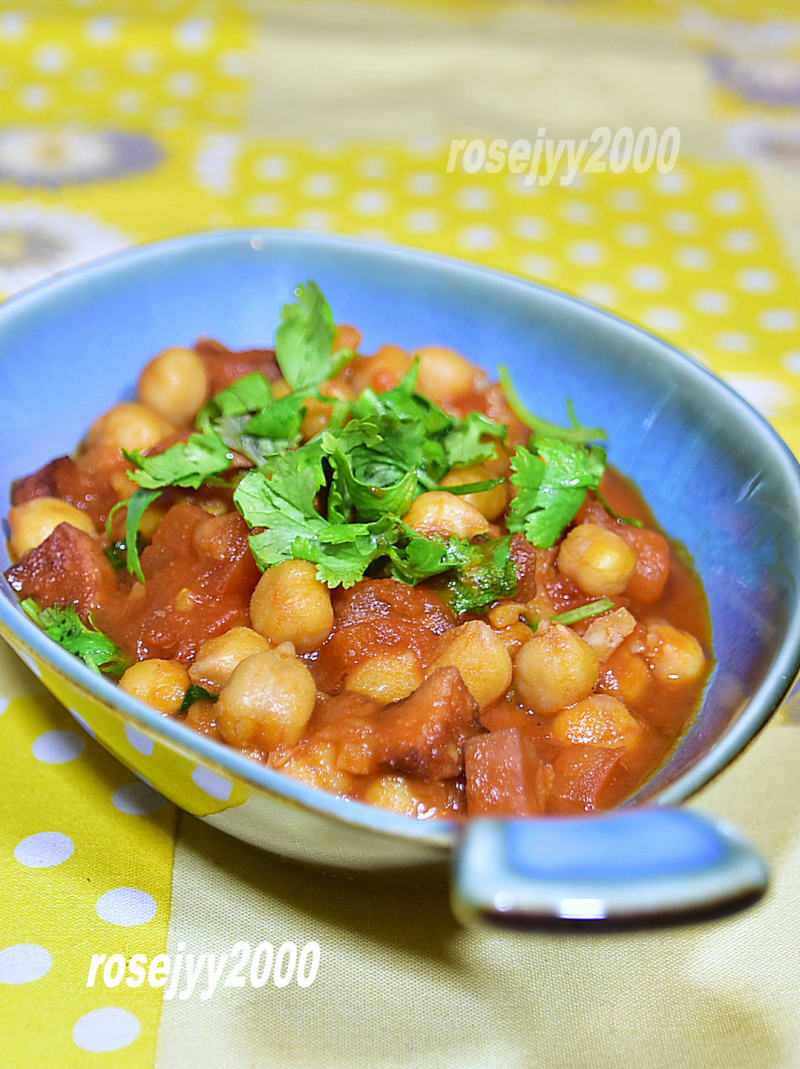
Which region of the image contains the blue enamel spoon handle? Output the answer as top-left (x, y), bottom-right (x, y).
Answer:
top-left (451, 808), bottom-right (768, 927)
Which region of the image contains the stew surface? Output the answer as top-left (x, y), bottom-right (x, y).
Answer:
top-left (5, 283), bottom-right (712, 819)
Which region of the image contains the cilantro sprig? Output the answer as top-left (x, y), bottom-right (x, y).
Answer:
top-left (112, 280), bottom-right (611, 615)
top-left (21, 599), bottom-right (130, 677)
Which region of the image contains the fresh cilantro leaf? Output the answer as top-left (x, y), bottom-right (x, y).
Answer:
top-left (276, 281), bottom-right (354, 390)
top-left (179, 683), bottom-right (218, 714)
top-left (441, 536), bottom-right (518, 614)
top-left (106, 488), bottom-right (162, 582)
top-left (498, 365), bottom-right (606, 446)
top-left (443, 411), bottom-right (507, 468)
top-left (508, 438), bottom-right (606, 549)
top-left (595, 488), bottom-right (644, 529)
top-left (197, 371), bottom-right (275, 425)
top-left (322, 416), bottom-right (421, 523)
top-left (21, 598), bottom-right (130, 677)
top-left (387, 530), bottom-right (517, 614)
top-left (125, 429), bottom-right (231, 490)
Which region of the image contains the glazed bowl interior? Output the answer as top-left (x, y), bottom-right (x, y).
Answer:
top-left (1, 228), bottom-right (799, 852)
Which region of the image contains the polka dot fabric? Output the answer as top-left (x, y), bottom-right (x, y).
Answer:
top-left (1, 675), bottom-right (175, 1065)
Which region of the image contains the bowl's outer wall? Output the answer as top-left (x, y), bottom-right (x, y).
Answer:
top-left (1, 230), bottom-right (799, 864)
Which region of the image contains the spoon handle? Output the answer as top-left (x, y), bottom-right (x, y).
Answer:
top-left (451, 808), bottom-right (768, 928)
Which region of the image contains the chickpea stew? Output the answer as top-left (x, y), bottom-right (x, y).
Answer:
top-left (5, 282), bottom-right (712, 819)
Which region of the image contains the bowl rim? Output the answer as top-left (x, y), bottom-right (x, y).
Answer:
top-left (2, 225), bottom-right (800, 846)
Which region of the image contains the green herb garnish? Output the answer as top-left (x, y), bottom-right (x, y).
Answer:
top-left (106, 488), bottom-right (162, 582)
top-left (525, 597), bottom-right (615, 633)
top-left (21, 599), bottom-right (130, 677)
top-left (179, 684), bottom-right (218, 714)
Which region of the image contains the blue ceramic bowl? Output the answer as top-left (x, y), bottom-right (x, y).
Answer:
top-left (1, 230), bottom-right (799, 925)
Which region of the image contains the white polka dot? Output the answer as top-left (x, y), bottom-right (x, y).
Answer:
top-left (664, 210), bottom-right (700, 235)
top-left (0, 13), bottom-right (29, 40)
top-left (84, 16), bottom-right (122, 45)
top-left (616, 224), bottom-right (653, 247)
top-left (456, 186), bottom-right (494, 211)
top-left (175, 16), bottom-right (213, 51)
top-left (112, 90), bottom-right (144, 115)
top-left (567, 241), bottom-right (606, 265)
top-left (0, 696), bottom-right (9, 716)
top-left (0, 944), bottom-right (52, 984)
top-left (560, 201), bottom-right (596, 225)
top-left (782, 351), bottom-right (800, 374)
top-left (720, 229), bottom-right (759, 253)
top-left (351, 190), bottom-right (390, 215)
top-left (297, 210), bottom-right (332, 231)
top-left (14, 831), bottom-right (74, 868)
top-left (608, 188), bottom-right (642, 212)
top-left (404, 209), bottom-right (440, 233)
top-left (643, 307), bottom-right (686, 332)
top-left (654, 170), bottom-right (690, 194)
top-left (736, 267), bottom-right (778, 294)
top-left (112, 781), bottom-right (166, 816)
top-left (33, 43), bottom-right (70, 73)
top-left (125, 48), bottom-right (158, 76)
top-left (96, 888), bottom-right (157, 927)
top-left (191, 766), bottom-right (233, 801)
top-left (124, 725), bottom-right (154, 756)
top-left (579, 282), bottom-right (620, 306)
top-left (627, 266), bottom-right (667, 292)
top-left (725, 374), bottom-right (794, 417)
top-left (407, 137), bottom-right (439, 158)
top-left (246, 194), bottom-right (283, 217)
top-left (254, 155), bottom-right (287, 180)
top-left (73, 1007), bottom-right (140, 1053)
top-left (166, 71), bottom-right (201, 99)
top-left (691, 290), bottom-right (732, 314)
top-left (216, 49), bottom-right (250, 79)
top-left (519, 253), bottom-right (557, 279)
top-left (356, 155), bottom-right (390, 179)
top-left (301, 173), bottom-right (337, 197)
top-left (708, 189), bottom-right (745, 215)
top-left (511, 215), bottom-right (548, 240)
top-left (759, 308), bottom-right (797, 332)
top-left (458, 224), bottom-right (498, 250)
top-left (68, 708), bottom-right (96, 738)
top-left (406, 171), bottom-right (439, 195)
top-left (17, 84), bottom-right (52, 112)
top-left (674, 246), bottom-right (712, 270)
top-left (32, 730), bottom-right (85, 764)
top-left (715, 331), bottom-right (753, 353)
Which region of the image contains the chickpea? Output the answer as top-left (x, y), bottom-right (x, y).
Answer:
top-left (8, 497), bottom-right (96, 559)
top-left (557, 522), bottom-right (638, 597)
top-left (363, 775), bottom-right (422, 816)
top-left (86, 402), bottom-right (174, 454)
top-left (551, 694), bottom-right (643, 750)
top-left (301, 398), bottom-right (334, 441)
top-left (249, 560), bottom-right (334, 653)
top-left (514, 621), bottom-right (599, 714)
top-left (217, 644), bottom-right (317, 751)
top-left (441, 463), bottom-right (507, 520)
top-left (188, 627), bottom-right (271, 691)
top-left (345, 650), bottom-right (423, 703)
top-left (413, 346), bottom-right (482, 405)
top-left (119, 658), bottom-right (190, 714)
top-left (402, 491), bottom-right (489, 540)
top-left (137, 347), bottom-right (209, 427)
top-left (604, 645), bottom-right (651, 705)
top-left (582, 607), bottom-right (636, 662)
top-left (432, 620), bottom-right (512, 710)
top-left (646, 622), bottom-right (706, 685)
top-left (349, 345), bottom-right (413, 395)
top-left (271, 739), bottom-right (354, 795)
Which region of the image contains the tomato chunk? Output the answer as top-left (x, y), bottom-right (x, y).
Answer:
top-left (464, 727), bottom-right (553, 817)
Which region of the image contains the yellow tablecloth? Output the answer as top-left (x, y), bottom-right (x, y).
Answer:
top-left (2, 2), bottom-right (800, 1065)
